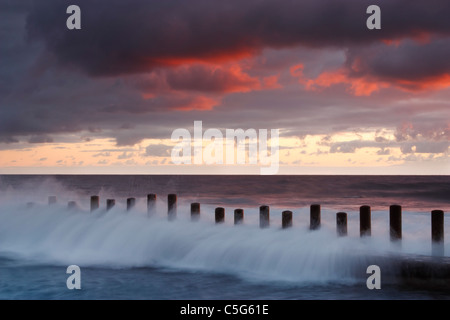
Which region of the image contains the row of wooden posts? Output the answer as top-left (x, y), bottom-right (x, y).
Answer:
top-left (43, 193), bottom-right (445, 247)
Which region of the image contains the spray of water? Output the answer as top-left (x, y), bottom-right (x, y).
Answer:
top-left (0, 179), bottom-right (447, 285)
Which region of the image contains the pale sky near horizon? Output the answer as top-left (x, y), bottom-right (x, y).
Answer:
top-left (0, 0), bottom-right (449, 175)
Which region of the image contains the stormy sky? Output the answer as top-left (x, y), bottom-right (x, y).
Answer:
top-left (0, 0), bottom-right (449, 174)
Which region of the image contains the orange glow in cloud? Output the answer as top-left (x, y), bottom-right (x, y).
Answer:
top-left (213, 65), bottom-right (281, 92)
top-left (347, 77), bottom-right (388, 96)
top-left (156, 63), bottom-right (262, 94)
top-left (293, 62), bottom-right (450, 96)
top-left (262, 75), bottom-right (282, 89)
top-left (140, 62), bottom-right (281, 109)
top-left (304, 69), bottom-right (387, 96)
top-left (382, 31), bottom-right (431, 47)
top-left (151, 49), bottom-right (256, 68)
top-left (393, 74), bottom-right (450, 92)
top-left (290, 64), bottom-right (305, 79)
top-left (381, 39), bottom-right (402, 47)
top-left (289, 63), bottom-right (382, 96)
top-left (305, 69), bottom-right (450, 95)
top-left (172, 95), bottom-right (220, 111)
top-left (141, 92), bottom-right (156, 100)
top-left (410, 31), bottom-right (432, 44)
top-left (215, 64), bottom-right (261, 93)
top-left (304, 69), bottom-right (450, 96)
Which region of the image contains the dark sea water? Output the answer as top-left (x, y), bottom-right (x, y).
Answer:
top-left (0, 175), bottom-right (449, 300)
top-left (1, 175), bottom-right (448, 210)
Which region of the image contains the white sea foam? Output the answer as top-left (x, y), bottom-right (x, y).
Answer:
top-left (0, 183), bottom-right (448, 284)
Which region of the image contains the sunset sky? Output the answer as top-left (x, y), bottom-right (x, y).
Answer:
top-left (0, 0), bottom-right (449, 174)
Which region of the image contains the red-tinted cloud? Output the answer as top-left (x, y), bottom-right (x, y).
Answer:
top-left (135, 63), bottom-right (281, 110)
top-left (171, 95), bottom-right (219, 111)
top-left (392, 74), bottom-right (450, 92)
top-left (2, 0), bottom-right (450, 149)
top-left (137, 63), bottom-right (280, 94)
top-left (291, 64), bottom-right (388, 96)
top-left (165, 64), bottom-right (262, 93)
top-left (297, 66), bottom-right (450, 96)
top-left (304, 68), bottom-right (387, 96)
top-left (290, 37), bottom-right (450, 96)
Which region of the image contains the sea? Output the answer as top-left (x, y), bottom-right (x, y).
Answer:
top-left (0, 175), bottom-right (449, 300)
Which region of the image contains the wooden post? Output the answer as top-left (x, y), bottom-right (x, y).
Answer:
top-left (191, 203), bottom-right (200, 221)
top-left (360, 205), bottom-right (371, 237)
top-left (431, 210), bottom-right (444, 256)
top-left (90, 196), bottom-right (99, 212)
top-left (234, 209), bottom-right (244, 225)
top-left (215, 207), bottom-right (225, 224)
top-left (106, 199), bottom-right (115, 211)
top-left (168, 194), bottom-right (177, 220)
top-left (127, 198), bottom-right (136, 211)
top-left (147, 194), bottom-right (156, 215)
top-left (390, 205), bottom-right (402, 241)
top-left (282, 210), bottom-right (293, 229)
top-left (310, 204), bottom-right (321, 230)
top-left (336, 212), bottom-right (348, 236)
top-left (260, 205), bottom-right (270, 228)
top-left (67, 201), bottom-right (77, 210)
top-left (48, 196), bottom-right (57, 205)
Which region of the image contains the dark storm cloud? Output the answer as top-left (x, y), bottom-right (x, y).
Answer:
top-left (1, 0), bottom-right (449, 150)
top-left (26, 0), bottom-right (450, 77)
top-left (28, 135), bottom-right (54, 143)
top-left (344, 39), bottom-right (450, 85)
top-left (0, 0), bottom-right (32, 12)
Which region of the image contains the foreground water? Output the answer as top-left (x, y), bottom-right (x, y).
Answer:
top-left (0, 175), bottom-right (449, 299)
